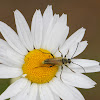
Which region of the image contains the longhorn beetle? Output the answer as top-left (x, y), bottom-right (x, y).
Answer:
top-left (42, 42), bottom-right (85, 80)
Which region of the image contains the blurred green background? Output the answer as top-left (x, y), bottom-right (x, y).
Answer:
top-left (0, 0), bottom-right (100, 100)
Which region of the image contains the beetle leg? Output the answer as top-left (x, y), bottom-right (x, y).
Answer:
top-left (65, 65), bottom-right (75, 73)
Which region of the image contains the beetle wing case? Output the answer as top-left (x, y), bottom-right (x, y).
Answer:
top-left (43, 57), bottom-right (63, 66)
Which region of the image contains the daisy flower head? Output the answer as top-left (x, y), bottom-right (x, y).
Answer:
top-left (0, 5), bottom-right (100, 100)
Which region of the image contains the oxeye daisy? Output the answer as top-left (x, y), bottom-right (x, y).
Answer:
top-left (0, 5), bottom-right (100, 100)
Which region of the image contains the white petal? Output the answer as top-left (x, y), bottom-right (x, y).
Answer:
top-left (14, 10), bottom-right (33, 51)
top-left (39, 84), bottom-right (54, 100)
top-left (72, 41), bottom-right (88, 58)
top-left (0, 64), bottom-right (22, 78)
top-left (70, 59), bottom-right (99, 68)
top-left (42, 14), bottom-right (59, 49)
top-left (28, 83), bottom-right (39, 100)
top-left (53, 94), bottom-right (60, 100)
top-left (66, 65), bottom-right (100, 73)
top-left (42, 5), bottom-right (53, 36)
top-left (62, 72), bottom-right (96, 89)
top-left (0, 57), bottom-right (22, 68)
top-left (59, 27), bottom-right (86, 56)
top-left (64, 84), bottom-right (85, 100)
top-left (49, 78), bottom-right (84, 100)
top-left (66, 41), bottom-right (88, 58)
top-left (0, 39), bottom-right (24, 67)
top-left (0, 21), bottom-right (28, 55)
top-left (46, 16), bottom-right (69, 53)
top-left (47, 83), bottom-right (61, 100)
top-left (0, 78), bottom-right (28, 99)
top-left (10, 81), bottom-right (31, 100)
top-left (58, 13), bottom-right (67, 25)
top-left (31, 9), bottom-right (43, 49)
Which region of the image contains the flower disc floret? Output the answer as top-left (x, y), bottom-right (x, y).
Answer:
top-left (22, 49), bottom-right (58, 84)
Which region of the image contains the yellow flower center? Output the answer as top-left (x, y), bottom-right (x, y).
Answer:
top-left (22, 49), bottom-right (58, 84)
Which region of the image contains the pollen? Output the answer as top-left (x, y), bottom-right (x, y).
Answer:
top-left (22, 49), bottom-right (58, 84)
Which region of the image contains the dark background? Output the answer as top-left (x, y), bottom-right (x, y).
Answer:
top-left (0, 0), bottom-right (100, 100)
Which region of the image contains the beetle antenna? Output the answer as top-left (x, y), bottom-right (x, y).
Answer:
top-left (65, 49), bottom-right (69, 57)
top-left (71, 42), bottom-right (80, 59)
top-left (58, 47), bottom-right (63, 57)
top-left (65, 65), bottom-right (75, 73)
top-left (71, 61), bottom-right (86, 73)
